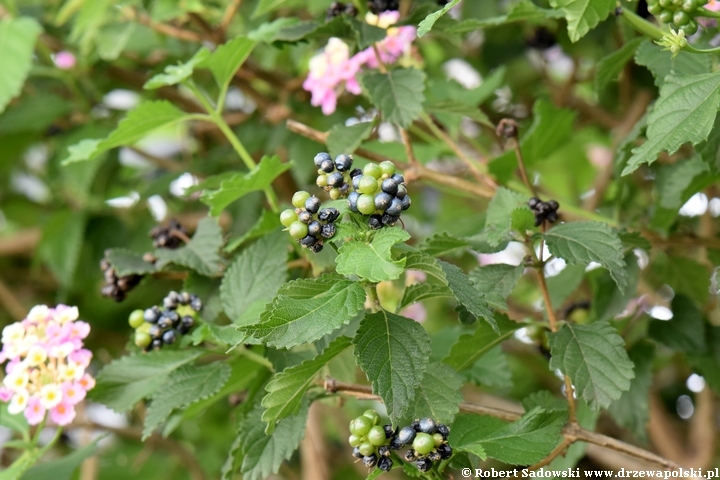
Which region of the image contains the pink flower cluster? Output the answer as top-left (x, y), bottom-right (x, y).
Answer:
top-left (303, 11), bottom-right (417, 115)
top-left (0, 305), bottom-right (95, 426)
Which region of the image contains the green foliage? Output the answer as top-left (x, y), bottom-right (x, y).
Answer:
top-left (0, 18), bottom-right (42, 113)
top-left (326, 122), bottom-right (374, 159)
top-left (336, 227), bottom-right (411, 282)
top-left (361, 69), bottom-right (426, 128)
top-left (417, 0), bottom-right (461, 37)
top-left (469, 263), bottom-right (524, 310)
top-left (20, 440), bottom-right (100, 480)
top-left (550, 0), bottom-right (615, 42)
top-left (650, 294), bottom-right (706, 354)
top-left (482, 187), bottom-right (528, 246)
top-left (443, 313), bottom-right (520, 371)
top-left (106, 248), bottom-right (157, 276)
top-left (595, 38), bottom-right (644, 92)
top-left (154, 217), bottom-right (224, 276)
top-left (401, 363), bottom-right (463, 425)
top-left (439, 260), bottom-right (496, 331)
top-left (144, 48), bottom-right (210, 89)
top-left (608, 342), bottom-right (654, 442)
top-left (202, 37), bottom-right (257, 92)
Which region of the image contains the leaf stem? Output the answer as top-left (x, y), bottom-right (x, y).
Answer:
top-left (238, 346), bottom-right (275, 372)
top-left (620, 9), bottom-right (664, 41)
top-left (510, 137), bottom-right (538, 199)
top-left (364, 284), bottom-right (381, 312)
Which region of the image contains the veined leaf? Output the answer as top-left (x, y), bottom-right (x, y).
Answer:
top-left (402, 363), bottom-right (463, 425)
top-left (361, 69), bottom-right (426, 128)
top-left (549, 0), bottom-right (615, 42)
top-left (327, 122), bottom-right (373, 159)
top-left (634, 40), bottom-right (711, 87)
top-left (154, 217), bottom-right (224, 276)
top-left (417, 0), bottom-right (461, 37)
top-left (336, 227), bottom-right (411, 283)
top-left (483, 187), bottom-right (528, 247)
top-left (144, 48), bottom-right (210, 89)
top-left (469, 263), bottom-right (524, 310)
top-left (0, 17), bottom-right (42, 114)
top-left (595, 37), bottom-right (643, 92)
top-left (608, 342), bottom-right (655, 442)
top-left (201, 37), bottom-right (256, 91)
top-left (443, 313), bottom-right (520, 371)
top-left (105, 248), bottom-right (157, 276)
top-left (398, 283), bottom-right (453, 310)
top-left (419, 232), bottom-right (469, 257)
top-left (438, 260), bottom-right (496, 332)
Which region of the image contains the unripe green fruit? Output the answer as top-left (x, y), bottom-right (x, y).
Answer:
top-left (673, 10), bottom-right (690, 26)
top-left (129, 309), bottom-right (145, 328)
top-left (659, 0), bottom-right (673, 7)
top-left (658, 9), bottom-right (674, 23)
top-left (350, 416), bottom-right (373, 436)
top-left (363, 163), bottom-right (382, 179)
top-left (681, 19), bottom-right (698, 35)
top-left (368, 426), bottom-right (386, 446)
top-left (135, 331), bottom-right (152, 348)
top-left (357, 194), bottom-right (376, 215)
top-left (647, 2), bottom-right (663, 14)
top-left (280, 209), bottom-right (298, 227)
top-left (316, 175), bottom-right (328, 188)
top-left (363, 409), bottom-right (380, 425)
top-left (292, 191), bottom-right (311, 208)
top-left (137, 322), bottom-right (151, 334)
top-left (358, 175), bottom-right (379, 195)
top-left (329, 188), bottom-right (341, 200)
top-left (433, 433), bottom-right (444, 447)
top-left (413, 433), bottom-right (435, 455)
top-left (672, 0), bottom-right (682, 6)
top-left (349, 434), bottom-right (362, 447)
top-left (358, 442), bottom-right (376, 457)
top-left (682, 0), bottom-right (697, 12)
top-left (288, 221), bottom-right (309, 239)
top-left (379, 161), bottom-right (396, 177)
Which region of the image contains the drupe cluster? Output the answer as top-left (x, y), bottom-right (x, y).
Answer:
top-left (528, 197), bottom-right (560, 226)
top-left (348, 410), bottom-right (395, 471)
top-left (149, 219), bottom-right (188, 249)
top-left (129, 291), bottom-right (201, 351)
top-left (281, 192), bottom-right (339, 253)
top-left (647, 0), bottom-right (701, 35)
top-left (394, 418), bottom-right (452, 472)
top-left (326, 1), bottom-right (358, 19)
top-left (314, 152), bottom-right (354, 200)
top-left (348, 160), bottom-right (411, 229)
top-left (100, 251), bottom-right (142, 302)
top-left (368, 0), bottom-right (399, 14)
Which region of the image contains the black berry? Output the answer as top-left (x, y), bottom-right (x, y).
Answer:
top-left (298, 210), bottom-right (312, 224)
top-left (308, 221), bottom-right (322, 237)
top-left (415, 457), bottom-right (432, 472)
top-left (377, 445), bottom-right (390, 457)
top-left (305, 196), bottom-right (321, 214)
top-left (381, 214), bottom-right (399, 226)
top-left (419, 418), bottom-right (437, 434)
top-left (352, 447), bottom-right (363, 458)
top-left (318, 208), bottom-right (339, 223)
top-left (428, 450), bottom-right (442, 462)
top-left (368, 215), bottom-right (383, 230)
top-left (319, 158), bottom-right (334, 173)
top-left (300, 235), bottom-right (317, 247)
top-left (397, 426), bottom-right (416, 445)
top-left (389, 437), bottom-right (403, 450)
top-left (152, 338), bottom-right (163, 350)
top-left (335, 154), bottom-right (353, 171)
top-left (314, 152), bottom-right (331, 167)
top-left (327, 172), bottom-right (344, 188)
top-left (404, 448), bottom-right (417, 461)
top-left (144, 307), bottom-right (160, 323)
top-left (382, 424), bottom-right (396, 439)
top-left (437, 443), bottom-right (452, 459)
top-left (350, 168), bottom-right (363, 178)
top-left (378, 456), bottom-right (393, 472)
top-left (310, 243), bottom-right (324, 253)
top-left (162, 329), bottom-right (177, 345)
top-left (390, 173), bottom-right (404, 185)
top-left (380, 178), bottom-right (398, 195)
top-left (385, 197), bottom-right (402, 216)
top-left (374, 192), bottom-right (393, 210)
top-left (437, 424), bottom-right (450, 440)
top-left (320, 224), bottom-right (336, 239)
top-left (348, 192), bottom-right (360, 212)
top-left (362, 454), bottom-right (378, 468)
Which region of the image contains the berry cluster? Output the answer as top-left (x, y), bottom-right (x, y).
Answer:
top-left (368, 0), bottom-right (399, 14)
top-left (280, 192), bottom-right (339, 253)
top-left (129, 291), bottom-right (201, 351)
top-left (326, 1), bottom-right (358, 19)
top-left (314, 152), bottom-right (354, 200)
top-left (347, 412), bottom-right (452, 474)
top-left (100, 251), bottom-right (142, 302)
top-left (149, 219), bottom-right (188, 249)
top-left (528, 197), bottom-right (559, 226)
top-left (348, 160), bottom-right (411, 229)
top-left (647, 0), bottom-right (699, 35)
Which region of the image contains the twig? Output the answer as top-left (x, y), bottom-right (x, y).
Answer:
top-left (400, 128), bottom-right (418, 165)
top-left (124, 8), bottom-right (203, 43)
top-left (220, 0), bottom-right (243, 34)
top-left (512, 137), bottom-right (537, 198)
top-left (528, 437), bottom-right (572, 470)
top-left (0, 276), bottom-right (26, 320)
top-left (0, 228), bottom-right (41, 256)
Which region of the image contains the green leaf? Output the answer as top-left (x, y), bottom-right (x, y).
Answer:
top-left (200, 156), bottom-right (292, 215)
top-left (469, 263), bottom-right (524, 310)
top-left (461, 345), bottom-right (513, 388)
top-left (649, 294), bottom-right (706, 354)
top-left (419, 232), bottom-right (469, 257)
top-left (450, 408), bottom-right (564, 464)
top-left (38, 211), bottom-right (86, 289)
top-left (511, 208), bottom-right (536, 233)
top-left (144, 48), bottom-right (210, 89)
top-left (91, 350), bottom-right (202, 413)
top-left (225, 211), bottom-right (282, 253)
top-left (326, 122), bottom-right (373, 159)
top-left (443, 1), bottom-right (563, 32)
top-left (402, 363), bottom-right (463, 425)
top-left (336, 227), bottom-right (411, 282)
top-left (398, 283), bottom-right (453, 310)
top-left (96, 23), bottom-right (135, 62)
top-left (252, 0), bottom-right (304, 18)
top-left (0, 403), bottom-right (28, 438)
top-left (354, 310), bottom-right (432, 423)
top-left (201, 37), bottom-right (257, 91)
top-left (105, 248), bottom-right (156, 276)
top-left (239, 401), bottom-right (309, 480)
top-left (549, 0), bottom-right (615, 42)
top-left (522, 391), bottom-right (569, 413)
top-left (240, 274), bottom-right (366, 349)
top-left (221, 231), bottom-right (287, 324)
top-left (262, 336), bottom-right (352, 433)
top-left (0, 17), bottom-right (42, 114)
top-left (154, 217), bottom-right (223, 276)
top-left (438, 260), bottom-right (496, 332)
top-left (483, 187), bottom-right (528, 247)
top-left (595, 37), bottom-right (643, 92)
top-left (443, 313), bottom-right (520, 371)
top-left (142, 362), bottom-right (231, 440)
top-left (401, 250), bottom-right (447, 283)
top-left (544, 221), bottom-right (627, 293)
top-left (361, 69), bottom-right (426, 128)
top-left (546, 264), bottom-right (586, 309)
top-left (623, 73), bottom-right (720, 175)
top-left (549, 321), bottom-right (635, 409)
top-left (0, 450), bottom-right (44, 480)
top-left (424, 100), bottom-right (492, 127)
top-left (62, 139), bottom-right (102, 165)
top-left (608, 342), bottom-right (654, 442)
top-left (655, 156), bottom-right (709, 209)
top-left (589, 252), bottom-right (640, 323)
top-left (20, 440), bottom-right (100, 480)
top-left (0, 94), bottom-right (72, 134)
top-left (653, 254), bottom-right (710, 305)
top-left (417, 0), bottom-right (461, 37)
top-left (634, 40), bottom-right (711, 87)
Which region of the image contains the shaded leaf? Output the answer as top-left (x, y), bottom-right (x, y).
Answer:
top-left (361, 69), bottom-right (426, 128)
top-left (469, 263), bottom-right (524, 310)
top-left (443, 313), bottom-right (520, 371)
top-left (336, 227), bottom-right (411, 282)
top-left (0, 17), bottom-right (42, 114)
top-left (154, 217), bottom-right (224, 276)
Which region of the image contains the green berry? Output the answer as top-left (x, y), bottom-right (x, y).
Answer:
top-left (358, 175), bottom-right (379, 195)
top-left (659, 0), bottom-right (673, 7)
top-left (137, 322), bottom-right (151, 334)
top-left (363, 409), bottom-right (380, 425)
top-left (129, 309), bottom-right (145, 329)
top-left (329, 188), bottom-right (341, 200)
top-left (682, 0), bottom-right (697, 12)
top-left (292, 191), bottom-right (311, 208)
top-left (316, 174), bottom-right (329, 188)
top-left (349, 434), bottom-right (362, 447)
top-left (280, 209), bottom-right (298, 227)
top-left (350, 416), bottom-right (373, 436)
top-left (647, 2), bottom-right (663, 14)
top-left (288, 221), bottom-right (309, 240)
top-left (672, 0), bottom-right (682, 6)
top-left (433, 433), bottom-right (444, 447)
top-left (673, 10), bottom-right (690, 26)
top-left (658, 9), bottom-right (673, 23)
top-left (681, 19), bottom-right (698, 35)
top-left (368, 426), bottom-right (386, 446)
top-left (357, 194), bottom-right (376, 215)
top-left (413, 433), bottom-right (435, 456)
top-left (134, 331), bottom-right (152, 348)
top-left (358, 442), bottom-right (376, 457)
top-left (363, 163), bottom-right (382, 179)
top-left (379, 161), bottom-right (396, 177)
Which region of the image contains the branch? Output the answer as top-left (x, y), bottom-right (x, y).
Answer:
top-left (220, 0), bottom-right (243, 33)
top-left (0, 276), bottom-right (26, 320)
top-left (123, 8), bottom-right (203, 43)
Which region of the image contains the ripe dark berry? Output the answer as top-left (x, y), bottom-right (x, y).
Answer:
top-left (401, 195), bottom-right (411, 211)
top-left (377, 445), bottom-right (391, 457)
top-left (395, 184), bottom-right (407, 198)
top-left (437, 443), bottom-right (452, 459)
top-left (348, 192), bottom-right (360, 212)
top-left (327, 172), bottom-right (344, 188)
top-left (381, 178), bottom-right (398, 195)
top-left (149, 324), bottom-right (163, 339)
top-left (385, 197), bottom-right (403, 216)
top-left (378, 456), bottom-right (393, 472)
top-left (152, 338), bottom-right (163, 349)
top-left (546, 211), bottom-right (558, 223)
top-left (339, 183), bottom-right (350, 196)
top-left (382, 424), bottom-right (396, 439)
top-left (368, 215), bottom-right (383, 230)
top-left (319, 158), bottom-right (334, 173)
top-left (190, 296), bottom-right (203, 312)
top-left (419, 418), bottom-right (437, 434)
top-left (528, 197), bottom-right (540, 209)
top-left (310, 243), bottom-right (324, 253)
top-left (381, 214), bottom-right (399, 226)
top-left (318, 207), bottom-right (339, 223)
top-left (548, 200), bottom-right (559, 211)
top-left (308, 221), bottom-right (322, 237)
top-left (335, 154), bottom-right (353, 171)
top-left (391, 174), bottom-right (404, 185)
top-left (362, 454), bottom-right (378, 468)
top-left (179, 292), bottom-right (191, 305)
top-left (352, 175), bottom-right (362, 190)
top-left (352, 447), bottom-right (363, 459)
top-left (320, 224), bottom-right (336, 239)
top-left (144, 307), bottom-right (160, 323)
top-left (437, 424), bottom-right (450, 440)
top-left (314, 152), bottom-right (332, 167)
top-left (374, 192), bottom-right (393, 210)
top-left (416, 457), bottom-right (432, 472)
top-left (410, 420), bottom-right (421, 431)
top-left (404, 448), bottom-right (417, 462)
top-left (350, 168), bottom-right (363, 178)
top-left (157, 315), bottom-right (173, 329)
top-left (163, 296), bottom-right (177, 310)
top-left (179, 316), bottom-right (195, 334)
top-left (162, 329), bottom-right (177, 345)
top-left (298, 210), bottom-right (312, 224)
top-left (300, 235), bottom-right (317, 247)
top-left (389, 437), bottom-right (403, 450)
top-left (397, 426), bottom-right (416, 445)
top-left (305, 196), bottom-right (321, 214)
top-left (428, 450), bottom-right (442, 462)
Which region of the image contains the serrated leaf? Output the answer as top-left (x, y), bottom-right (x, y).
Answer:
top-left (354, 310), bottom-right (432, 423)
top-left (91, 350), bottom-right (202, 413)
top-left (20, 439), bottom-right (99, 480)
top-left (262, 336), bottom-right (351, 433)
top-left (654, 255), bottom-right (710, 305)
top-left (483, 187), bottom-right (528, 246)
top-left (417, 0), bottom-right (461, 37)
top-left (546, 264), bottom-right (586, 309)
top-left (200, 156), bottom-right (292, 215)
top-left (221, 231), bottom-right (287, 324)
top-left (38, 211), bottom-right (86, 289)
top-left (225, 211), bottom-right (282, 253)
top-left (608, 342), bottom-right (654, 442)
top-left (398, 283), bottom-right (453, 310)
top-left (402, 363), bottom-right (463, 425)
top-left (144, 48), bottom-right (210, 89)
top-left (419, 232), bottom-right (469, 257)
top-left (618, 231), bottom-right (652, 251)
top-left (361, 69), bottom-right (426, 128)
top-left (511, 208), bottom-right (536, 232)
top-left (401, 250), bottom-right (447, 283)
top-left (0, 17), bottom-right (42, 114)
top-left (202, 37), bottom-right (256, 90)
top-left (655, 156), bottom-right (709, 209)
top-left (327, 122), bottom-right (373, 159)
top-left (154, 217), bottom-right (223, 276)
top-left (443, 313), bottom-right (520, 371)
top-left (623, 73), bottom-right (720, 175)
top-left (61, 139), bottom-right (102, 165)
top-left (438, 260), bottom-right (496, 332)
top-left (336, 227), bottom-right (411, 282)
top-left (589, 252), bottom-right (640, 323)
top-left (634, 40), bottom-right (711, 87)
top-left (522, 391), bottom-right (569, 413)
top-left (549, 0), bottom-right (614, 42)
top-left (450, 408), bottom-right (564, 463)
top-left (143, 362), bottom-right (231, 440)
top-left (443, 1), bottom-right (563, 32)
top-left (105, 248), bottom-right (156, 276)
top-left (595, 37), bottom-right (643, 92)
top-left (649, 294), bottom-right (706, 354)
top-left (252, 0), bottom-right (304, 18)
top-left (240, 274), bottom-right (366, 349)
top-left (544, 221), bottom-right (627, 293)
top-left (462, 345), bottom-right (513, 388)
top-left (424, 100), bottom-right (492, 127)
top-left (469, 263), bottom-right (524, 310)
top-left (549, 321), bottom-right (635, 409)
